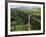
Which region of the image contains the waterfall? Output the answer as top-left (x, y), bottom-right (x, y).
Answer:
top-left (28, 15), bottom-right (31, 31)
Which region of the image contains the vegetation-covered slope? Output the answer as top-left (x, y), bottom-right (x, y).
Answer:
top-left (11, 7), bottom-right (41, 31)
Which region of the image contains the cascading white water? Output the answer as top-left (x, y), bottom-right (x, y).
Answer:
top-left (28, 15), bottom-right (31, 31)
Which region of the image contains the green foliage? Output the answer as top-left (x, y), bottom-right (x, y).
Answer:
top-left (31, 18), bottom-right (41, 30)
top-left (11, 25), bottom-right (28, 31)
top-left (11, 8), bottom-right (41, 31)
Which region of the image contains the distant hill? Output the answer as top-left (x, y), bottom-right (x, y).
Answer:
top-left (11, 6), bottom-right (41, 12)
